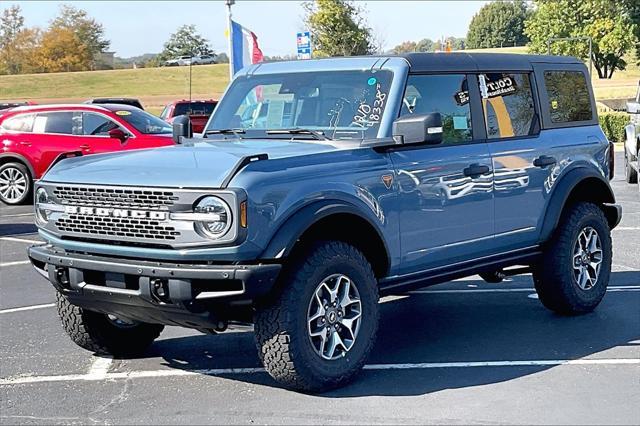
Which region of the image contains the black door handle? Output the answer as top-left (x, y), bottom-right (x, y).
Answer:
top-left (533, 155), bottom-right (557, 168)
top-left (463, 164), bottom-right (490, 178)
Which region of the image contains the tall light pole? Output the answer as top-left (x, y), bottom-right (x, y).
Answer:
top-left (226, 0), bottom-right (235, 80)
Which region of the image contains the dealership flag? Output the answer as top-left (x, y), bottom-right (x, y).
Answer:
top-left (231, 20), bottom-right (264, 75)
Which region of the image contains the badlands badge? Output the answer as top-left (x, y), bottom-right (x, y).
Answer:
top-left (381, 174), bottom-right (393, 189)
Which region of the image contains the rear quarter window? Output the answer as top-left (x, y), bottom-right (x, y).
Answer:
top-left (543, 70), bottom-right (593, 123)
top-left (1, 113), bottom-right (35, 132)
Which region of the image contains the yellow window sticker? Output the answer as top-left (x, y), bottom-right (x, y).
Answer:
top-left (115, 110), bottom-right (131, 116)
top-left (551, 100), bottom-right (558, 109)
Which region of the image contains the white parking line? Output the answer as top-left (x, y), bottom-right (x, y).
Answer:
top-left (0, 213), bottom-right (34, 218)
top-left (86, 357), bottom-right (113, 380)
top-left (0, 260), bottom-right (31, 268)
top-left (613, 227), bottom-right (640, 231)
top-left (0, 236), bottom-right (42, 244)
top-left (0, 303), bottom-right (55, 314)
top-left (1, 358), bottom-right (637, 386)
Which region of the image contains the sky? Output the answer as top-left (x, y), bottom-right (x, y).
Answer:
top-left (10, 1), bottom-right (489, 58)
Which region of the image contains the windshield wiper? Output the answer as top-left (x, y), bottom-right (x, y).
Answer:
top-left (205, 128), bottom-right (245, 139)
top-left (266, 128), bottom-right (327, 141)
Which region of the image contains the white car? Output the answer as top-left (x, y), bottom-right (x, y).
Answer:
top-left (192, 54), bottom-right (216, 65)
top-left (624, 82), bottom-right (639, 187)
top-left (164, 55), bottom-right (193, 67)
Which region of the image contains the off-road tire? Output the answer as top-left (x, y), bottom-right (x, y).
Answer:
top-left (0, 162), bottom-right (32, 205)
top-left (56, 292), bottom-right (164, 356)
top-left (533, 202), bottom-right (612, 315)
top-left (254, 241), bottom-right (379, 392)
top-left (624, 149), bottom-right (638, 184)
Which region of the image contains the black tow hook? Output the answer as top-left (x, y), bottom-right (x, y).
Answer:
top-left (150, 278), bottom-right (171, 304)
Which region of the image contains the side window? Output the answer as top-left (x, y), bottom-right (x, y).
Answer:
top-left (82, 113), bottom-right (119, 136)
top-left (400, 74), bottom-right (472, 144)
top-left (1, 113), bottom-right (35, 132)
top-left (160, 105), bottom-right (170, 119)
top-left (543, 70), bottom-right (592, 123)
top-left (479, 73), bottom-right (537, 139)
top-left (33, 112), bottom-right (78, 135)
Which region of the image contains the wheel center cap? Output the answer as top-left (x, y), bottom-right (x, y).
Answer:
top-left (326, 310), bottom-right (338, 324)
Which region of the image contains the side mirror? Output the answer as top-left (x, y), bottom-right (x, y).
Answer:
top-left (108, 128), bottom-right (128, 143)
top-left (172, 115), bottom-right (192, 144)
top-left (392, 112), bottom-right (443, 145)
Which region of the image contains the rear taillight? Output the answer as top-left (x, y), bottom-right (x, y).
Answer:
top-left (608, 141), bottom-right (615, 180)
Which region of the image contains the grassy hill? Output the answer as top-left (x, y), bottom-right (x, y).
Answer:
top-left (1, 48), bottom-right (637, 115)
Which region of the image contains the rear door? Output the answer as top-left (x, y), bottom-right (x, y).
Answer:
top-left (389, 73), bottom-right (495, 274)
top-left (478, 71), bottom-right (551, 250)
top-left (28, 111), bottom-right (90, 171)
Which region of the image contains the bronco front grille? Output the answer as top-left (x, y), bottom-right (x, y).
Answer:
top-left (55, 214), bottom-right (181, 240)
top-left (53, 186), bottom-right (178, 211)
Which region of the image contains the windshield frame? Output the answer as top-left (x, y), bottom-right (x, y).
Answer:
top-left (204, 58), bottom-right (409, 141)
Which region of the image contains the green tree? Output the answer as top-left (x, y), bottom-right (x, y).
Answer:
top-left (50, 4), bottom-right (110, 69)
top-left (391, 41), bottom-right (417, 54)
top-left (0, 4), bottom-right (25, 74)
top-left (525, 0), bottom-right (638, 78)
top-left (158, 25), bottom-right (214, 62)
top-left (467, 0), bottom-right (531, 49)
top-left (415, 38), bottom-right (434, 52)
top-left (303, 0), bottom-right (374, 57)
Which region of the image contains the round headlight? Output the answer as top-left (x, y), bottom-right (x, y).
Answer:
top-left (35, 187), bottom-right (50, 225)
top-left (193, 196), bottom-right (232, 239)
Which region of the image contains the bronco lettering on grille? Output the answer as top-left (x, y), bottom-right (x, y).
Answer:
top-left (63, 205), bottom-right (167, 220)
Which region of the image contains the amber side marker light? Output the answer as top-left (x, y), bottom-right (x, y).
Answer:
top-left (240, 201), bottom-right (247, 228)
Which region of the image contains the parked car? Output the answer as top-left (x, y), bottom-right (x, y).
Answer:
top-left (0, 104), bottom-right (174, 205)
top-left (160, 99), bottom-right (218, 133)
top-left (29, 54), bottom-right (620, 393)
top-left (192, 54), bottom-right (217, 65)
top-left (164, 55), bottom-right (192, 67)
top-left (1, 101), bottom-right (35, 111)
top-left (84, 98), bottom-right (144, 110)
top-left (624, 82), bottom-right (640, 186)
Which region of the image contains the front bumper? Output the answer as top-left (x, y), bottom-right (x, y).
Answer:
top-left (28, 244), bottom-right (281, 329)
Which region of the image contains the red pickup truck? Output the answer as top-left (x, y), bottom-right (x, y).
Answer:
top-left (160, 99), bottom-right (218, 133)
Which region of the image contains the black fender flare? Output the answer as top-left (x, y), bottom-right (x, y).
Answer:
top-left (0, 152), bottom-right (35, 178)
top-left (539, 167), bottom-right (619, 243)
top-left (260, 199), bottom-right (390, 266)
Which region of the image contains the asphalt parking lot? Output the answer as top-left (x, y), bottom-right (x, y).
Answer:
top-left (0, 152), bottom-right (638, 425)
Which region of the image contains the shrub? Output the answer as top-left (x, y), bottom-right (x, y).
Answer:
top-left (599, 112), bottom-right (628, 143)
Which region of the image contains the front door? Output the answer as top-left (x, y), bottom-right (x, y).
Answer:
top-left (389, 73), bottom-right (494, 274)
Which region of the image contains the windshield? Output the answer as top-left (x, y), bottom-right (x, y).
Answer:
top-left (114, 109), bottom-right (172, 134)
top-left (207, 70), bottom-right (393, 140)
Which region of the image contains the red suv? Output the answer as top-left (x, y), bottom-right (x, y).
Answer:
top-left (160, 99), bottom-right (218, 133)
top-left (0, 104), bottom-right (175, 205)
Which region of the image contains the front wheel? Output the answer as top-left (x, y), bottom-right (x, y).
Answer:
top-left (254, 241), bottom-right (379, 392)
top-left (533, 202), bottom-right (612, 315)
top-left (0, 162), bottom-right (32, 205)
top-left (56, 293), bottom-right (164, 357)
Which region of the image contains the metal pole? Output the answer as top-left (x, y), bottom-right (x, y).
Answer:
top-left (226, 0), bottom-right (235, 80)
top-left (189, 55), bottom-right (192, 102)
top-left (588, 37), bottom-right (593, 78)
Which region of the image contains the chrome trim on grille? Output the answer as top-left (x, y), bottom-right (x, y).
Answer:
top-left (36, 183), bottom-right (242, 249)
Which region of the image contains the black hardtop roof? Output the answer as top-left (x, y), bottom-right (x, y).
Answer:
top-left (400, 52), bottom-right (583, 73)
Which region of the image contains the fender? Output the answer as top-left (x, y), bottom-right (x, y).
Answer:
top-left (260, 199), bottom-right (390, 264)
top-left (0, 152), bottom-right (35, 178)
top-left (539, 166), bottom-right (619, 244)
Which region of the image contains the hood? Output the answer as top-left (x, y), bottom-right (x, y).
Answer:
top-left (42, 139), bottom-right (344, 188)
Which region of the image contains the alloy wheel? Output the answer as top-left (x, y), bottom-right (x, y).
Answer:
top-left (0, 166), bottom-right (28, 203)
top-left (572, 226), bottom-right (603, 290)
top-left (307, 274), bottom-right (362, 360)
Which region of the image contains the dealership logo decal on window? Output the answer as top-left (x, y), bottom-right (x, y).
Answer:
top-left (479, 74), bottom-right (518, 99)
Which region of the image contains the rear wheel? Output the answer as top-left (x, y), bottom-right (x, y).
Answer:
top-left (624, 148), bottom-right (638, 184)
top-left (0, 162), bottom-right (31, 205)
top-left (56, 293), bottom-right (164, 356)
top-left (254, 241), bottom-right (379, 392)
top-left (533, 202), bottom-right (612, 315)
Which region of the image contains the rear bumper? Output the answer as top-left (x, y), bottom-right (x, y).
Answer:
top-left (28, 244), bottom-right (281, 328)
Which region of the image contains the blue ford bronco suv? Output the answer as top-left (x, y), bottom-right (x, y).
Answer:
top-left (29, 53), bottom-right (621, 392)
